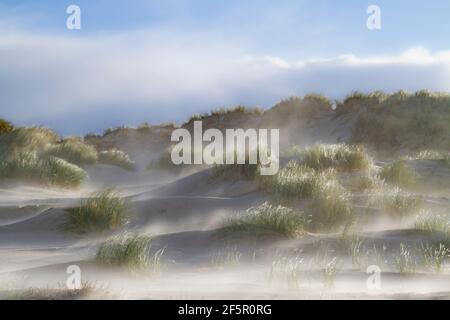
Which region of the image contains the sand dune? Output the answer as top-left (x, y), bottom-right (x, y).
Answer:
top-left (1, 161), bottom-right (450, 300)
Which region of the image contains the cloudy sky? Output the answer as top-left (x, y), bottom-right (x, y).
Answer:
top-left (1, 0), bottom-right (450, 134)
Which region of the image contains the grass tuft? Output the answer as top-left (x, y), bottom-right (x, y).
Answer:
top-left (380, 161), bottom-right (417, 188)
top-left (96, 234), bottom-right (163, 271)
top-left (98, 149), bottom-right (136, 171)
top-left (382, 187), bottom-right (422, 218)
top-left (306, 183), bottom-right (354, 232)
top-left (45, 138), bottom-right (98, 166)
top-left (301, 144), bottom-right (370, 172)
top-left (394, 243), bottom-right (417, 274)
top-left (0, 152), bottom-right (86, 187)
top-left (415, 212), bottom-right (450, 234)
top-left (262, 161), bottom-right (335, 202)
top-left (66, 188), bottom-right (126, 232)
top-left (421, 243), bottom-right (449, 273)
top-left (221, 203), bottom-right (306, 238)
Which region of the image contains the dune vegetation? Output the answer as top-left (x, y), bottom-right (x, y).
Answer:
top-left (45, 137), bottom-right (98, 166)
top-left (415, 212), bottom-right (450, 235)
top-left (98, 149), bottom-right (136, 171)
top-left (382, 187), bottom-right (422, 218)
top-left (0, 128), bottom-right (86, 187)
top-left (0, 118), bottom-right (13, 134)
top-left (262, 161), bottom-right (335, 202)
top-left (0, 125), bottom-right (135, 187)
top-left (380, 161), bottom-right (417, 188)
top-left (66, 188), bottom-right (126, 232)
top-left (306, 183), bottom-right (353, 232)
top-left (96, 234), bottom-right (164, 272)
top-left (188, 105), bottom-right (264, 123)
top-left (339, 90), bottom-right (450, 152)
top-left (295, 144), bottom-right (370, 172)
top-left (221, 203), bottom-right (306, 238)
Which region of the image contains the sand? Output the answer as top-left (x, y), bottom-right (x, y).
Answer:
top-left (0, 160), bottom-right (450, 300)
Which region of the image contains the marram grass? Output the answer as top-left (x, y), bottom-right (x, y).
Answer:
top-left (66, 188), bottom-right (126, 232)
top-left (301, 144), bottom-right (370, 172)
top-left (0, 152), bottom-right (87, 187)
top-left (98, 149), bottom-right (136, 171)
top-left (380, 161), bottom-right (417, 188)
top-left (221, 202), bottom-right (306, 238)
top-left (96, 234), bottom-right (164, 272)
top-left (45, 138), bottom-right (98, 166)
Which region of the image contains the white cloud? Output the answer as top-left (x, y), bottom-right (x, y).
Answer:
top-left (1, 30), bottom-right (450, 134)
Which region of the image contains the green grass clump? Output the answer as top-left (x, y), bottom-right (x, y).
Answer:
top-left (383, 187), bottom-right (422, 218)
top-left (98, 149), bottom-right (136, 171)
top-left (415, 212), bottom-right (450, 234)
top-left (0, 118), bottom-right (13, 134)
top-left (0, 127), bottom-right (88, 187)
top-left (263, 161), bottom-right (335, 202)
top-left (421, 243), bottom-right (449, 273)
top-left (380, 161), bottom-right (417, 188)
top-left (301, 144), bottom-right (370, 172)
top-left (0, 152), bottom-right (86, 187)
top-left (306, 183), bottom-right (353, 232)
top-left (45, 138), bottom-right (98, 166)
top-left (260, 161), bottom-right (353, 232)
top-left (221, 203), bottom-right (306, 238)
top-left (349, 170), bottom-right (383, 192)
top-left (0, 127), bottom-right (58, 152)
top-left (395, 243), bottom-right (417, 274)
top-left (66, 189), bottom-right (126, 232)
top-left (42, 156), bottom-right (88, 187)
top-left (96, 234), bottom-right (163, 271)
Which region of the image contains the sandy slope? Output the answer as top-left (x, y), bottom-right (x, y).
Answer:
top-left (1, 163), bottom-right (450, 300)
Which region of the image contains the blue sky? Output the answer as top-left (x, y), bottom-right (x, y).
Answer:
top-left (1, 0), bottom-right (450, 134)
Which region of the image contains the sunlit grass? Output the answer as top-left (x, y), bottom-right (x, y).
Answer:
top-left (306, 182), bottom-right (353, 232)
top-left (269, 254), bottom-right (304, 289)
top-left (45, 138), bottom-right (98, 166)
top-left (421, 243), bottom-right (449, 273)
top-left (66, 188), bottom-right (126, 232)
top-left (301, 144), bottom-right (370, 172)
top-left (262, 161), bottom-right (335, 202)
top-left (0, 127), bottom-right (88, 187)
top-left (99, 149), bottom-right (136, 171)
top-left (96, 234), bottom-right (164, 272)
top-left (394, 243), bottom-right (417, 274)
top-left (382, 187), bottom-right (422, 218)
top-left (221, 203), bottom-right (306, 238)
top-left (0, 152), bottom-right (87, 187)
top-left (414, 212), bottom-right (450, 234)
top-left (349, 170), bottom-right (383, 192)
top-left (380, 161), bottom-right (417, 188)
